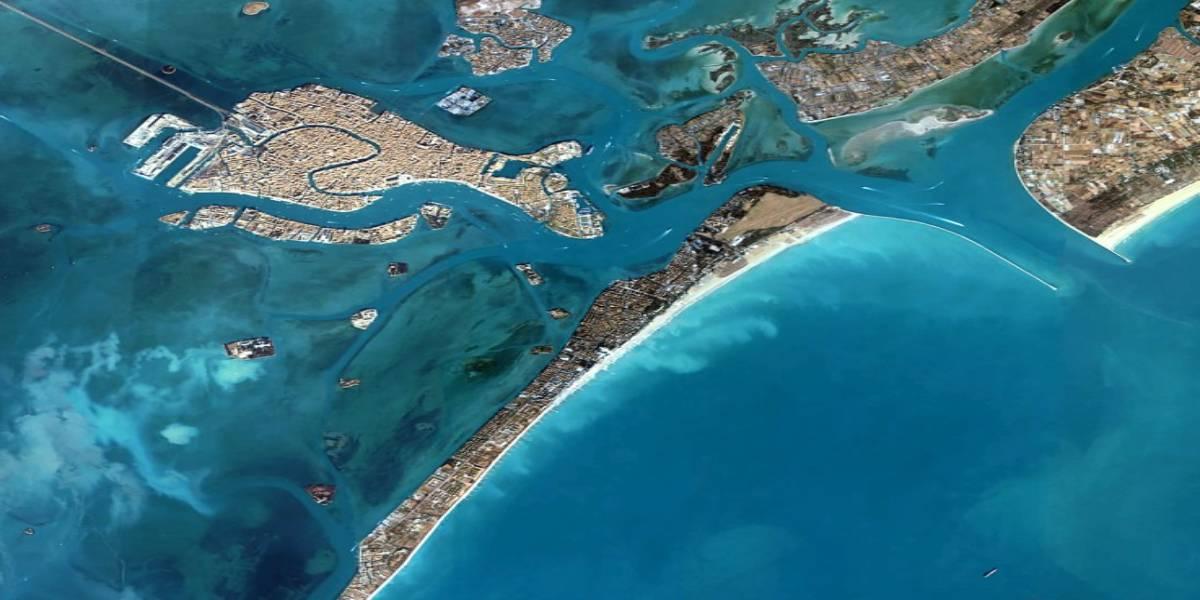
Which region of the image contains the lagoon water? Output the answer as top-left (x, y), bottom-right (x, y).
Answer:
top-left (1, 0), bottom-right (1198, 598)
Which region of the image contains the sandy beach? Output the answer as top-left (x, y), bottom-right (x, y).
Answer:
top-left (1097, 179), bottom-right (1200, 251)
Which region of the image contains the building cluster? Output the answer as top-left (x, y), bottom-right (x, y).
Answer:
top-left (224, 337), bottom-right (275, 360)
top-left (758, 0), bottom-right (1068, 121)
top-left (514, 262), bottom-right (544, 285)
top-left (158, 210), bottom-right (189, 226)
top-left (337, 186), bottom-right (852, 600)
top-left (618, 91), bottom-right (752, 200)
top-left (1015, 17), bottom-right (1200, 236)
top-left (644, 0), bottom-right (861, 58)
top-left (1185, 2), bottom-right (1200, 39)
top-left (131, 128), bottom-right (226, 186)
top-left (190, 123), bottom-right (381, 211)
top-left (159, 205), bottom-right (421, 245)
top-left (435, 86), bottom-right (491, 116)
top-left (419, 202), bottom-right (454, 229)
top-left (123, 113), bottom-right (195, 147)
top-left (185, 205), bottom-right (239, 230)
top-left (439, 0), bottom-right (573, 76)
top-left (350, 309), bottom-right (378, 330)
top-left (234, 209), bottom-right (420, 245)
top-left (141, 84), bottom-right (604, 238)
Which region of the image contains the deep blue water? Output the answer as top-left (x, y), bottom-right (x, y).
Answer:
top-left (0, 0), bottom-right (1197, 598)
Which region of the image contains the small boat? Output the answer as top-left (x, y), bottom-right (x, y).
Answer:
top-left (983, 568), bottom-right (998, 579)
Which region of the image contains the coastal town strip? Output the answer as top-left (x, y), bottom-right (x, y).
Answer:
top-left (337, 186), bottom-right (855, 599)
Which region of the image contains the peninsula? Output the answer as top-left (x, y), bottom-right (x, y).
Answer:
top-left (337, 186), bottom-right (854, 599)
top-left (758, 0), bottom-right (1070, 121)
top-left (1016, 5), bottom-right (1200, 248)
top-left (438, 0), bottom-right (572, 76)
top-left (126, 84), bottom-right (603, 238)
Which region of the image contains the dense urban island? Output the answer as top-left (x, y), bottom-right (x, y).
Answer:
top-left (86, 0), bottom-right (1200, 597)
top-left (127, 84), bottom-right (602, 239)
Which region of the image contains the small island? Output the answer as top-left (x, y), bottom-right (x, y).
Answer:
top-left (616, 91), bottom-right (752, 200)
top-left (240, 2), bottom-right (269, 17)
top-left (438, 0), bottom-right (573, 76)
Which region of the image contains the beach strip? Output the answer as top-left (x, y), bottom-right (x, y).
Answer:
top-left (1097, 179), bottom-right (1200, 251)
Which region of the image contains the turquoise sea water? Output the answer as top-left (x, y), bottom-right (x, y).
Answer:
top-left (1, 0), bottom-right (1198, 598)
top-left (380, 197), bottom-right (1200, 600)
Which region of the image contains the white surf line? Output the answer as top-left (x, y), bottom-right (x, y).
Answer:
top-left (0, 0), bottom-right (229, 117)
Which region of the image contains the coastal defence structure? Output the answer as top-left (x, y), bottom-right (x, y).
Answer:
top-left (126, 84), bottom-right (604, 239)
top-left (337, 186), bottom-right (853, 599)
top-left (1016, 4), bottom-right (1200, 247)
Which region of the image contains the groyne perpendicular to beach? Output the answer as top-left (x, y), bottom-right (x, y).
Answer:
top-left (336, 187), bottom-right (856, 600)
top-left (0, 0), bottom-right (230, 119)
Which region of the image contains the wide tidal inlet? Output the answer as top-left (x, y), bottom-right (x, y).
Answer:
top-left (2, 0), bottom-right (1200, 599)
